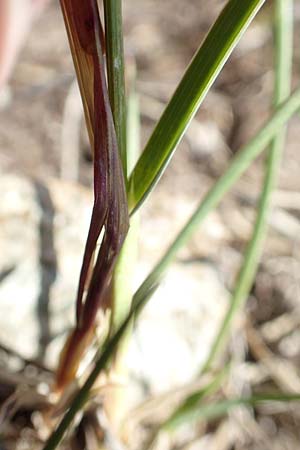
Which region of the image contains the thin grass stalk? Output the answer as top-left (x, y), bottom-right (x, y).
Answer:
top-left (201, 0), bottom-right (293, 373)
top-left (132, 86), bottom-right (300, 311)
top-left (102, 2), bottom-right (135, 425)
top-left (105, 79), bottom-right (140, 426)
top-left (146, 367), bottom-right (229, 449)
top-left (161, 394), bottom-right (300, 430)
top-left (104, 0), bottom-right (127, 178)
top-left (162, 366), bottom-right (230, 431)
top-left (105, 220), bottom-right (139, 428)
top-left (110, 71), bottom-right (140, 335)
top-left (43, 88), bottom-right (300, 450)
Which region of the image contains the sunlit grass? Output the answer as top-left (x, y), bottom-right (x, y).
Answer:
top-left (43, 1), bottom-right (298, 449)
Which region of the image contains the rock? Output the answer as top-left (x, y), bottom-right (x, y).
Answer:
top-left (0, 175), bottom-right (228, 400)
top-left (0, 174), bottom-right (91, 367)
top-left (128, 263), bottom-right (228, 396)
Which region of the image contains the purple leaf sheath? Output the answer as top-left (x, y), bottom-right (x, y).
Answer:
top-left (57, 0), bottom-right (129, 390)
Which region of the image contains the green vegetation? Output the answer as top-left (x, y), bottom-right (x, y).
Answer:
top-left (43, 1), bottom-right (299, 449)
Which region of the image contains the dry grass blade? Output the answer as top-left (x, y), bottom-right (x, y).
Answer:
top-left (56, 0), bottom-right (129, 390)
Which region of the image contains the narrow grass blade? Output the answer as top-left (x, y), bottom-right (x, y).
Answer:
top-left (162, 366), bottom-right (229, 431)
top-left (201, 0), bottom-right (293, 373)
top-left (132, 87), bottom-right (300, 310)
top-left (163, 394), bottom-right (300, 431)
top-left (128, 0), bottom-right (266, 213)
top-left (104, 0), bottom-right (127, 178)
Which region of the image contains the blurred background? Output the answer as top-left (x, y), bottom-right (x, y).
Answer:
top-left (1, 1), bottom-right (300, 449)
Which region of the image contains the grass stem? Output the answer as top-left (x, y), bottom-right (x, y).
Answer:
top-left (104, 0), bottom-right (127, 179)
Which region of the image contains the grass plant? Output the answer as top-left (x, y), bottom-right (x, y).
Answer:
top-left (42, 1), bottom-right (300, 448)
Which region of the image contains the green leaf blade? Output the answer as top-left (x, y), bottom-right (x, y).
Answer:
top-left (128, 0), bottom-right (266, 213)
top-left (163, 366), bottom-right (229, 432)
top-left (131, 86), bottom-right (300, 311)
top-left (163, 394), bottom-right (300, 431)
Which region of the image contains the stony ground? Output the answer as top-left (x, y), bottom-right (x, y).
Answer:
top-left (1, 1), bottom-right (300, 449)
